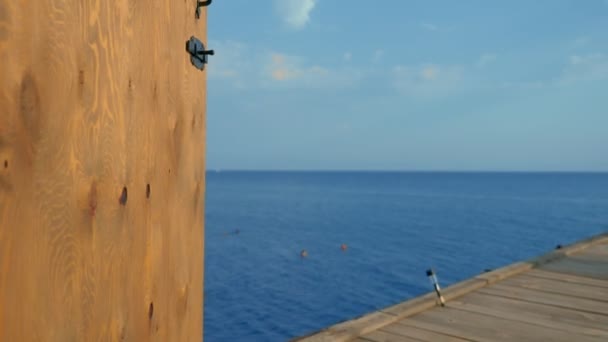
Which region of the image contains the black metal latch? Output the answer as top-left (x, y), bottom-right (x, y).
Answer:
top-left (196, 0), bottom-right (212, 19)
top-left (186, 36), bottom-right (214, 71)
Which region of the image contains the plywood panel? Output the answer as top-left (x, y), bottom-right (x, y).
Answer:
top-left (0, 1), bottom-right (207, 341)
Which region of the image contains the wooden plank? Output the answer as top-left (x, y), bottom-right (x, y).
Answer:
top-left (475, 262), bottom-right (532, 284)
top-left (462, 292), bottom-right (608, 332)
top-left (402, 307), bottom-right (602, 342)
top-left (499, 274), bottom-right (608, 302)
top-left (525, 269), bottom-right (608, 289)
top-left (294, 279), bottom-right (487, 341)
top-left (478, 283), bottom-right (608, 315)
top-left (293, 312), bottom-right (400, 342)
top-left (556, 234), bottom-right (608, 256)
top-left (382, 279), bottom-right (486, 317)
top-left (363, 330), bottom-right (422, 342)
top-left (382, 322), bottom-right (469, 342)
top-left (538, 257), bottom-right (608, 280)
top-left (580, 244), bottom-right (608, 256)
top-left (0, 1), bottom-right (207, 341)
top-left (569, 252), bottom-right (608, 264)
top-left (450, 293), bottom-right (608, 337)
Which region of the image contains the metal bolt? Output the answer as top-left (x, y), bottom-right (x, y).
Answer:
top-left (196, 49), bottom-right (214, 56)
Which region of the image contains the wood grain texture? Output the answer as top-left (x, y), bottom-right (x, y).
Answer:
top-left (499, 274), bottom-right (608, 302)
top-left (402, 307), bottom-right (603, 342)
top-left (361, 330), bottom-right (421, 342)
top-left (539, 256), bottom-right (608, 280)
top-left (478, 283), bottom-right (608, 315)
top-left (0, 1), bottom-right (207, 341)
top-left (381, 323), bottom-right (468, 342)
top-left (525, 269), bottom-right (608, 289)
top-left (450, 293), bottom-right (608, 337)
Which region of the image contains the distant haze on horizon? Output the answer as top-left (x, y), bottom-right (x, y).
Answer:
top-left (207, 1), bottom-right (608, 172)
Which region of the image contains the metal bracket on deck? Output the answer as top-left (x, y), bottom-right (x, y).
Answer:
top-left (186, 36), bottom-right (214, 71)
top-left (427, 269), bottom-right (445, 307)
top-left (196, 0), bottom-right (212, 19)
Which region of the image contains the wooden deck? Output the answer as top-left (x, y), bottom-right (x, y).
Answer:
top-left (295, 232), bottom-right (608, 342)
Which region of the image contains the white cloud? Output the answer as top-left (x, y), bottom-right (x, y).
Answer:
top-left (503, 53), bottom-right (608, 89)
top-left (569, 54), bottom-right (602, 66)
top-left (571, 36), bottom-right (591, 48)
top-left (420, 22), bottom-right (455, 33)
top-left (264, 52), bottom-right (361, 88)
top-left (343, 52), bottom-right (352, 62)
top-left (559, 53), bottom-right (608, 85)
top-left (268, 53), bottom-right (302, 81)
top-left (420, 23), bottom-right (439, 31)
top-left (373, 49), bottom-right (385, 63)
top-left (500, 81), bottom-right (546, 90)
top-left (274, 0), bottom-right (317, 29)
top-left (208, 40), bottom-right (365, 90)
top-left (393, 64), bottom-right (463, 97)
top-left (207, 40), bottom-right (250, 88)
top-left (477, 53), bottom-right (497, 67)
top-left (421, 65), bottom-right (440, 80)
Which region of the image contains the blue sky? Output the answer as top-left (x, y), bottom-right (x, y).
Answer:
top-left (207, 0), bottom-right (608, 171)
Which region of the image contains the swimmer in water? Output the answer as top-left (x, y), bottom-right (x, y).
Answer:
top-left (341, 244), bottom-right (347, 251)
top-left (223, 229), bottom-right (240, 237)
top-left (300, 249), bottom-right (308, 258)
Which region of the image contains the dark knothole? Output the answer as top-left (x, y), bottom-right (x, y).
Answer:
top-left (119, 186), bottom-right (128, 205)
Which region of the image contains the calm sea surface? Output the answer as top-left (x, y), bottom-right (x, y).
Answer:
top-left (204, 171), bottom-right (608, 341)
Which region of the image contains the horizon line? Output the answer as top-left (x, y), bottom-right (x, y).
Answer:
top-left (205, 169), bottom-right (608, 173)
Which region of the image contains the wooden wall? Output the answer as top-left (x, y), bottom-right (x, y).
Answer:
top-left (0, 1), bottom-right (207, 340)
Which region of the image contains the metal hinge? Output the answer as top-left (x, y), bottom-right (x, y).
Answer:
top-left (196, 0), bottom-right (212, 19)
top-left (186, 36), bottom-right (214, 71)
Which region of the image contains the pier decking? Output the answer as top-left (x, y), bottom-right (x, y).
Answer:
top-left (296, 232), bottom-right (608, 342)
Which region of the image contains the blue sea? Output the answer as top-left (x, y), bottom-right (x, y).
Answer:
top-left (203, 171), bottom-right (608, 341)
